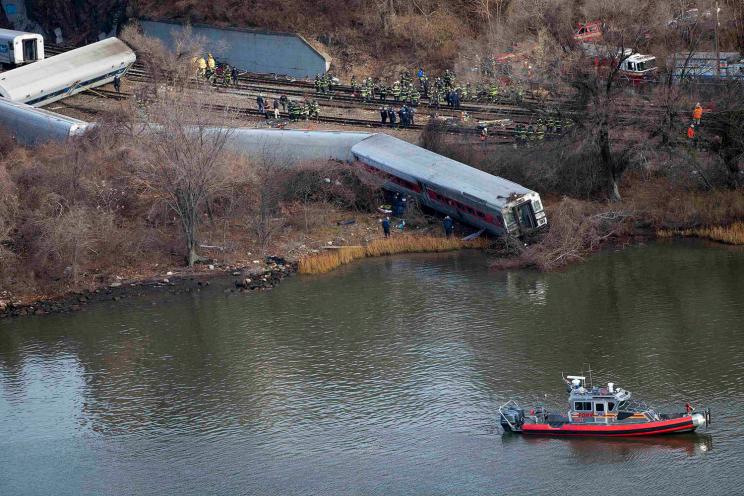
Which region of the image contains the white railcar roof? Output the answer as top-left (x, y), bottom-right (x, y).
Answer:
top-left (351, 134), bottom-right (533, 208)
top-left (0, 37), bottom-right (135, 102)
top-left (0, 28), bottom-right (44, 42)
top-left (223, 128), bottom-right (372, 163)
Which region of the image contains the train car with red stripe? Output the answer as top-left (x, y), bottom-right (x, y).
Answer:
top-left (350, 134), bottom-right (547, 237)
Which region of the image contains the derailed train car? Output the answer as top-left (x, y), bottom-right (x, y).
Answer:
top-left (0, 97), bottom-right (89, 145)
top-left (0, 37), bottom-right (135, 107)
top-left (351, 134), bottom-right (547, 236)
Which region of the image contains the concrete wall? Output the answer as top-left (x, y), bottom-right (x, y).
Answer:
top-left (140, 20), bottom-right (330, 78)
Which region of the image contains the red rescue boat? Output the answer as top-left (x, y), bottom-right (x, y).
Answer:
top-left (499, 373), bottom-right (710, 437)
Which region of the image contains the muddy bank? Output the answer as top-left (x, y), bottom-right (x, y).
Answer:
top-left (0, 259), bottom-right (296, 319)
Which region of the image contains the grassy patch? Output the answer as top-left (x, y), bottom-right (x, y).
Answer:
top-left (298, 235), bottom-right (489, 274)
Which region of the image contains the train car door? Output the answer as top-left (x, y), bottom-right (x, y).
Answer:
top-left (22, 38), bottom-right (37, 62)
top-left (514, 201), bottom-right (537, 230)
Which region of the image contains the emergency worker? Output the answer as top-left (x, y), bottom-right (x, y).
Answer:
top-left (693, 102), bottom-right (703, 125)
top-left (442, 216), bottom-right (454, 237)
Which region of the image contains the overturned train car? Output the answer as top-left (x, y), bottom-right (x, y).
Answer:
top-left (0, 37), bottom-right (135, 107)
top-left (351, 134), bottom-right (547, 236)
top-left (0, 97), bottom-right (90, 145)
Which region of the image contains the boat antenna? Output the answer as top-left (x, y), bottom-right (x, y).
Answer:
top-left (582, 363), bottom-right (593, 389)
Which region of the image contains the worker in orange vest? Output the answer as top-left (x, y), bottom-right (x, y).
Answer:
top-left (687, 123), bottom-right (695, 140)
top-left (692, 102), bottom-right (703, 125)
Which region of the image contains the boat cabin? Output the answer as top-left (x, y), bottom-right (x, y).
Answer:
top-left (566, 375), bottom-right (631, 419)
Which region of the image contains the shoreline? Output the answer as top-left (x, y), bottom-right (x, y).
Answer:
top-left (2, 227), bottom-right (741, 320)
top-left (0, 260), bottom-right (296, 319)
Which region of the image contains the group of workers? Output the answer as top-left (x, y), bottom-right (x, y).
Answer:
top-left (342, 68), bottom-right (528, 107)
top-left (381, 214), bottom-right (454, 238)
top-left (687, 102), bottom-right (704, 142)
top-left (255, 93), bottom-right (321, 121)
top-left (379, 105), bottom-right (416, 127)
top-left (195, 53), bottom-right (240, 87)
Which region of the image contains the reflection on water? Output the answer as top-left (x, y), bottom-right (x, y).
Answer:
top-left (0, 241), bottom-right (743, 495)
top-left (517, 433), bottom-right (714, 461)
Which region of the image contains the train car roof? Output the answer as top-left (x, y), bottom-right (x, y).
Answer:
top-left (351, 134), bottom-right (533, 208)
top-left (223, 128), bottom-right (373, 163)
top-left (0, 28), bottom-right (43, 40)
top-left (0, 37), bottom-right (135, 103)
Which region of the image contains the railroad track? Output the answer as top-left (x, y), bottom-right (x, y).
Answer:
top-left (45, 43), bottom-right (573, 122)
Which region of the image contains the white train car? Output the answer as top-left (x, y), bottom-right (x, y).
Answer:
top-left (0, 37), bottom-right (135, 107)
top-left (351, 134), bottom-right (547, 237)
top-left (0, 97), bottom-right (90, 145)
top-left (0, 28), bottom-right (44, 66)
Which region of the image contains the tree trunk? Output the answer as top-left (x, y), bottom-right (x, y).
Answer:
top-left (187, 244), bottom-right (200, 267)
top-left (597, 114), bottom-right (621, 201)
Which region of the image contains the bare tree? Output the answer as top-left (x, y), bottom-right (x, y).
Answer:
top-left (0, 163), bottom-right (17, 268)
top-left (567, 3), bottom-right (656, 201)
top-left (38, 205), bottom-right (97, 285)
top-left (129, 90), bottom-right (237, 266)
top-left (707, 81), bottom-right (744, 188)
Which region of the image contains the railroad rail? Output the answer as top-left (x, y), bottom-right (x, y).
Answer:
top-left (85, 87), bottom-right (546, 143)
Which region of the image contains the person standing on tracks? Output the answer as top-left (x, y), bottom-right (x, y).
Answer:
top-left (280, 94), bottom-right (288, 112)
top-left (442, 216), bottom-right (454, 238)
top-left (207, 53), bottom-right (216, 80)
top-left (113, 74), bottom-right (121, 94)
top-left (257, 94), bottom-right (266, 115)
top-left (408, 105), bottom-right (416, 126)
top-left (380, 107), bottom-right (388, 125)
top-left (388, 107), bottom-right (397, 128)
top-left (223, 65), bottom-right (232, 87)
top-left (273, 98), bottom-right (280, 119)
top-left (231, 66), bottom-right (239, 87)
top-left (399, 106), bottom-right (409, 128)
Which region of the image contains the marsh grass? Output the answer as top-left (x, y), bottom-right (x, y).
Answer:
top-left (657, 222), bottom-right (744, 245)
top-left (298, 235), bottom-right (489, 274)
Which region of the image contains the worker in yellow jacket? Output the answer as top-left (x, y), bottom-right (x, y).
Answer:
top-left (196, 57), bottom-right (207, 78)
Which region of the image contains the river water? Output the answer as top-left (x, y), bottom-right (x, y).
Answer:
top-left (1, 241), bottom-right (743, 495)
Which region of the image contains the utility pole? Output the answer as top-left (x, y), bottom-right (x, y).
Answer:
top-left (715, 1), bottom-right (721, 79)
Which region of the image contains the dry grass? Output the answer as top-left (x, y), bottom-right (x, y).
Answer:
top-left (657, 222), bottom-right (744, 245)
top-left (298, 235), bottom-right (489, 274)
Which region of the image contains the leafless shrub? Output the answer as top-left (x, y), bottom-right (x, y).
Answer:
top-left (493, 198), bottom-right (634, 271)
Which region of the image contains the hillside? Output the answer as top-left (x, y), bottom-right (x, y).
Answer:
top-left (22, 0), bottom-right (744, 75)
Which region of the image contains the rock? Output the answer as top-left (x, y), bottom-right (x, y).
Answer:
top-left (232, 271), bottom-right (241, 276)
top-left (110, 282), bottom-right (122, 287)
top-left (252, 260), bottom-right (260, 264)
top-left (208, 264), bottom-right (215, 270)
top-left (166, 271), bottom-right (174, 276)
top-left (162, 278), bottom-right (169, 283)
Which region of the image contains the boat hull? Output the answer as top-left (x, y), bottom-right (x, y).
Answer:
top-left (521, 417), bottom-right (698, 437)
